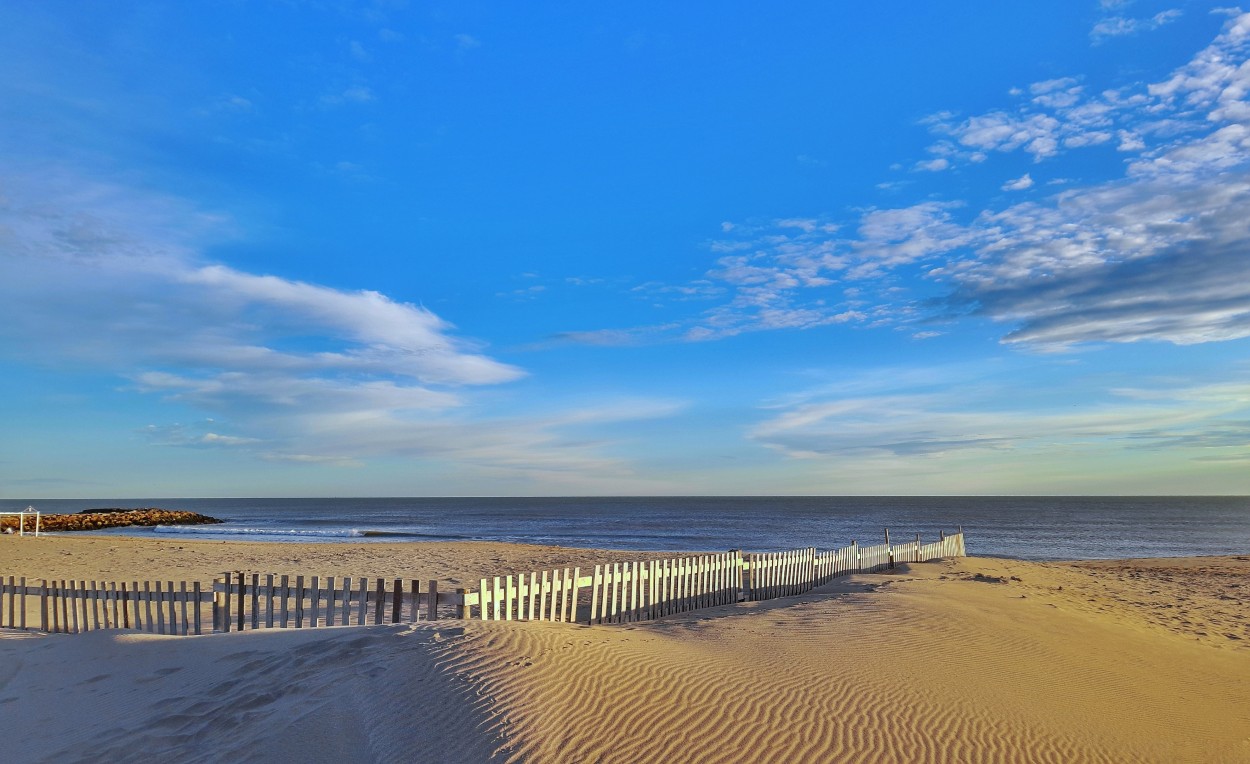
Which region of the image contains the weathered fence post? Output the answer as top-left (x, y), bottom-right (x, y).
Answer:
top-left (885, 528), bottom-right (894, 570)
top-left (235, 572), bottom-right (245, 632)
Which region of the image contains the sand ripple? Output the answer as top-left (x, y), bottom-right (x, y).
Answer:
top-left (2, 557), bottom-right (1248, 762)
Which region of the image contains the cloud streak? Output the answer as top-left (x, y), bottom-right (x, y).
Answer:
top-left (0, 165), bottom-right (681, 480)
top-left (587, 12), bottom-right (1250, 350)
top-left (750, 370), bottom-right (1250, 472)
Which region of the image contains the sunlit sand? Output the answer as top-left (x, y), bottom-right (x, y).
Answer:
top-left (2, 537), bottom-right (1248, 762)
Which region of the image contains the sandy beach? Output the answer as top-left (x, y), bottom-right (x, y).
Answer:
top-left (2, 536), bottom-right (1248, 763)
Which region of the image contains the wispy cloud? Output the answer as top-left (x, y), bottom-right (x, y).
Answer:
top-left (1091, 9), bottom-right (1183, 43)
top-left (579, 12), bottom-right (1250, 351)
top-left (320, 84), bottom-right (375, 108)
top-left (750, 366), bottom-right (1250, 478)
top-left (1001, 173), bottom-right (1034, 191)
top-left (0, 166), bottom-right (680, 480)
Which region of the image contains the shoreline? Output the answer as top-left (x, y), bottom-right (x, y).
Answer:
top-left (0, 534), bottom-right (680, 588)
top-left (2, 538), bottom-right (1247, 761)
top-left (1, 531), bottom-right (1243, 580)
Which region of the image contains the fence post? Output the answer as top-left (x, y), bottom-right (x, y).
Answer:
top-left (454, 587), bottom-right (467, 619)
top-left (219, 573), bottom-right (230, 633)
top-left (235, 572), bottom-right (245, 632)
top-left (427, 580), bottom-right (438, 622)
top-left (885, 528), bottom-right (894, 570)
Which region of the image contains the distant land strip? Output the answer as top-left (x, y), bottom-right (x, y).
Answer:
top-left (1, 508), bottom-right (223, 533)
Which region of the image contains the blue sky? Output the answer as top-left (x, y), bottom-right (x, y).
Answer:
top-left (3, 1), bottom-right (1250, 497)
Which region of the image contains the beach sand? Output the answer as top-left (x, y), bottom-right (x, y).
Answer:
top-left (1, 536), bottom-right (1248, 763)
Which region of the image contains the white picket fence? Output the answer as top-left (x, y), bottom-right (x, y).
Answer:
top-left (0, 528), bottom-right (966, 635)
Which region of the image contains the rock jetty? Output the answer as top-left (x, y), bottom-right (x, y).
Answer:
top-left (1, 508), bottom-right (223, 534)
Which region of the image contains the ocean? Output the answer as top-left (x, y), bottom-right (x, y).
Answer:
top-left (4, 496), bottom-right (1249, 561)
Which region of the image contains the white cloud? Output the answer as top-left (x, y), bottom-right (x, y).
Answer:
top-left (1001, 173), bottom-right (1034, 191)
top-left (656, 12), bottom-right (1250, 350)
top-left (914, 157), bottom-right (950, 172)
top-left (0, 166), bottom-right (684, 479)
top-left (551, 13), bottom-right (1250, 354)
top-left (1091, 9), bottom-right (1183, 43)
top-left (750, 369), bottom-right (1250, 476)
top-left (320, 85), bottom-right (375, 107)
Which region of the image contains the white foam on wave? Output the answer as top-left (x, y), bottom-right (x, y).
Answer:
top-left (152, 525), bottom-right (365, 538)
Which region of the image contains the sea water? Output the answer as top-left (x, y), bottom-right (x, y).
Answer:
top-left (4, 496), bottom-right (1249, 560)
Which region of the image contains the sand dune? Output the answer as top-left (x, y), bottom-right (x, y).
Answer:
top-left (2, 549), bottom-right (1248, 763)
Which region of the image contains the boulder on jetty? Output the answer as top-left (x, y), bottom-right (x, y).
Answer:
top-left (0, 508), bottom-right (223, 533)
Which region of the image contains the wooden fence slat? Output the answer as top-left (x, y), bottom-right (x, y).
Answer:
top-left (179, 581), bottom-right (188, 635)
top-left (79, 580), bottom-right (90, 633)
top-left (311, 576), bottom-right (322, 628)
top-left (161, 580), bottom-right (176, 635)
top-left (120, 581), bottom-right (131, 630)
top-left (231, 573), bottom-right (241, 632)
top-left (103, 581), bottom-right (112, 631)
top-left (89, 580), bottom-right (100, 631)
top-left (294, 576), bottom-right (304, 628)
top-left (712, 555), bottom-right (722, 606)
top-left (632, 561), bottom-right (642, 622)
top-left (69, 580), bottom-right (80, 633)
top-left (264, 574), bottom-right (275, 628)
top-left (191, 582), bottom-right (200, 635)
top-left (249, 574), bottom-right (259, 630)
top-left (589, 566), bottom-right (602, 625)
top-left (701, 556), bottom-right (710, 609)
top-left (568, 567), bottom-right (581, 624)
top-left (608, 564), bottom-right (620, 623)
top-left (427, 580), bottom-right (438, 622)
top-left (128, 580), bottom-right (139, 632)
top-left (164, 580), bottom-right (176, 634)
top-left (278, 575), bottom-right (289, 629)
top-left (154, 581), bottom-right (165, 635)
top-left (61, 580), bottom-right (71, 633)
